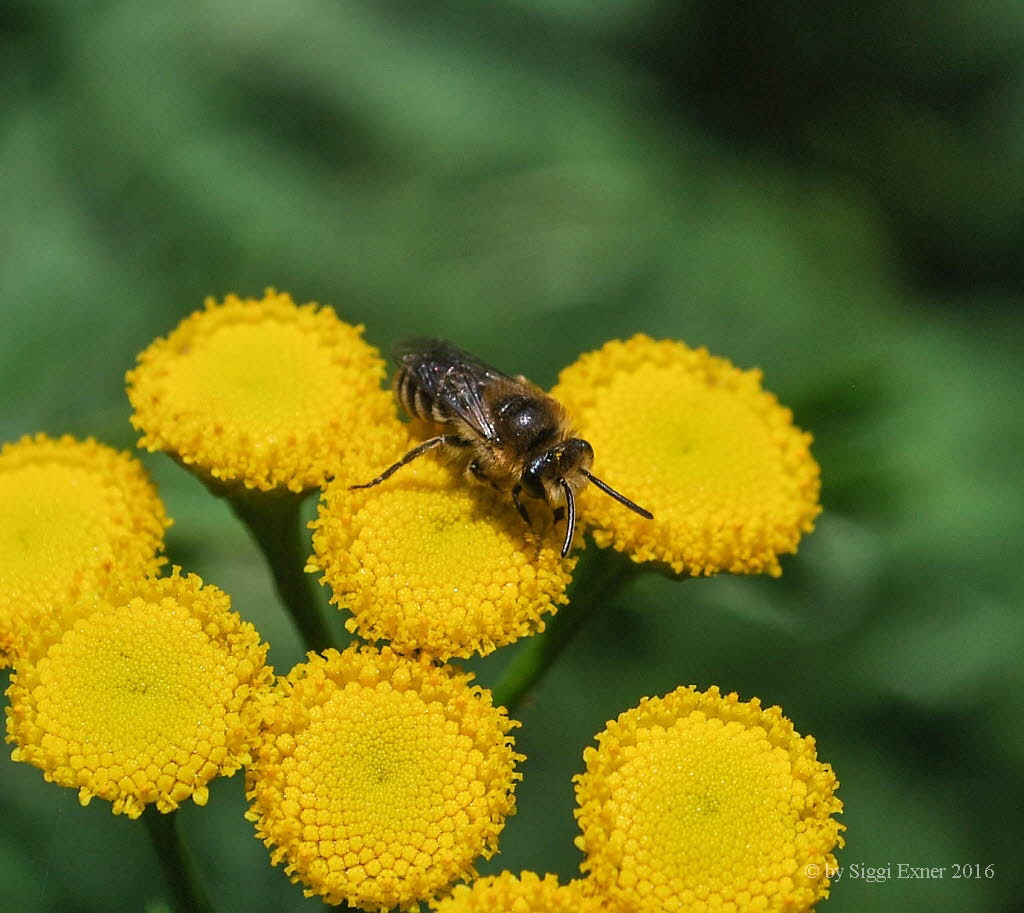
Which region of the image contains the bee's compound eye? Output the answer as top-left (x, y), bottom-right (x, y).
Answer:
top-left (521, 455), bottom-right (549, 499)
top-left (562, 438), bottom-right (594, 471)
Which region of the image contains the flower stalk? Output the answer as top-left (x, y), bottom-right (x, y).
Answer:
top-left (492, 543), bottom-right (642, 712)
top-left (224, 487), bottom-right (340, 654)
top-left (143, 808), bottom-right (215, 913)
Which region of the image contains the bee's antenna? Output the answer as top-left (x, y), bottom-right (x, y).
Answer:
top-left (558, 478), bottom-right (576, 558)
top-left (580, 469), bottom-right (653, 519)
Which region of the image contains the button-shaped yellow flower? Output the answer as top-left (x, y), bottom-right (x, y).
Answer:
top-left (574, 685), bottom-right (843, 913)
top-left (126, 290), bottom-right (404, 493)
top-left (0, 434), bottom-right (169, 667)
top-left (4, 571), bottom-right (274, 819)
top-left (553, 335), bottom-right (820, 576)
top-left (245, 645), bottom-right (523, 911)
top-left (309, 457), bottom-right (575, 660)
top-left (432, 871), bottom-right (605, 912)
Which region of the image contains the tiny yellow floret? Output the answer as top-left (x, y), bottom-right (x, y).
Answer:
top-left (574, 685), bottom-right (844, 913)
top-left (4, 571), bottom-right (274, 819)
top-left (0, 434), bottom-right (169, 667)
top-left (245, 645), bottom-right (523, 911)
top-left (126, 289), bottom-right (404, 493)
top-left (309, 457), bottom-right (574, 660)
top-left (553, 334), bottom-right (821, 576)
top-left (432, 870), bottom-right (604, 912)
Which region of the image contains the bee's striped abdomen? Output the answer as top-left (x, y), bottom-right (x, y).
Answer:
top-left (395, 364), bottom-right (455, 425)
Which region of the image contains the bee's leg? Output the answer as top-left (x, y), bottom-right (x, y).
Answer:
top-left (468, 459), bottom-right (502, 491)
top-left (511, 484), bottom-right (533, 528)
top-left (350, 435), bottom-right (460, 489)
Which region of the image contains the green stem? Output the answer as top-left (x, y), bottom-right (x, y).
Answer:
top-left (493, 544), bottom-right (641, 713)
top-left (143, 808), bottom-right (215, 913)
top-left (225, 488), bottom-right (340, 654)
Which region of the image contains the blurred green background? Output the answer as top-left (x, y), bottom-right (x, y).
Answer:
top-left (2, 1), bottom-right (1022, 911)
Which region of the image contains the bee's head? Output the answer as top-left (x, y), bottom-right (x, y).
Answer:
top-left (521, 438), bottom-right (594, 502)
top-left (521, 437), bottom-right (652, 559)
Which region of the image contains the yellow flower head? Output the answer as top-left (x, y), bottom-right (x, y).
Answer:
top-left (5, 571), bottom-right (274, 819)
top-left (432, 871), bottom-right (605, 912)
top-left (574, 685), bottom-right (843, 913)
top-left (245, 645), bottom-right (523, 911)
top-left (552, 334), bottom-right (820, 576)
top-left (126, 290), bottom-right (405, 493)
top-left (309, 456), bottom-right (575, 660)
top-left (0, 434), bottom-right (169, 668)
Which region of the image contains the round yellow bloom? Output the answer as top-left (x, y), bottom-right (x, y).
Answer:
top-left (126, 289), bottom-right (405, 493)
top-left (574, 685), bottom-right (843, 913)
top-left (5, 571), bottom-right (274, 819)
top-left (552, 334), bottom-right (820, 576)
top-left (0, 434), bottom-right (169, 668)
top-left (309, 456), bottom-right (575, 660)
top-left (245, 645), bottom-right (523, 911)
top-left (433, 871), bottom-right (605, 912)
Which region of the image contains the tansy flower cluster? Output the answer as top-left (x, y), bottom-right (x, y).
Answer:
top-left (2, 290), bottom-right (841, 913)
top-left (309, 457), bottom-right (575, 660)
top-left (0, 434), bottom-right (169, 667)
top-left (126, 290), bottom-right (405, 494)
top-left (431, 870), bottom-right (603, 912)
top-left (553, 334), bottom-right (821, 577)
top-left (245, 646), bottom-right (522, 911)
top-left (574, 686), bottom-right (844, 913)
top-left (6, 571), bottom-right (274, 818)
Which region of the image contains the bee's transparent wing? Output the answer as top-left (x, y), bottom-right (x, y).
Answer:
top-left (393, 338), bottom-right (511, 443)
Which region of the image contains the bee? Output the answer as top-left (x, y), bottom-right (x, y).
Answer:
top-left (352, 338), bottom-right (652, 557)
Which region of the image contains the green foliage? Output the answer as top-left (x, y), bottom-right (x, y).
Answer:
top-left (2, 1), bottom-right (1022, 911)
